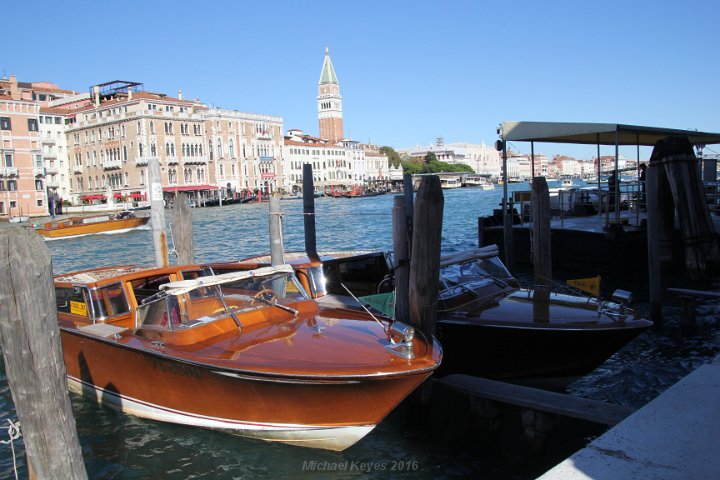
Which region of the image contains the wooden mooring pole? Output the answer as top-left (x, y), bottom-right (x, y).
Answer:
top-left (408, 175), bottom-right (443, 340)
top-left (531, 176), bottom-right (552, 287)
top-left (302, 164), bottom-right (318, 258)
top-left (269, 195), bottom-right (284, 266)
top-left (0, 227), bottom-right (88, 479)
top-left (646, 162), bottom-right (663, 321)
top-left (148, 157), bottom-right (169, 267)
top-left (393, 195), bottom-right (411, 323)
top-left (171, 193), bottom-right (194, 265)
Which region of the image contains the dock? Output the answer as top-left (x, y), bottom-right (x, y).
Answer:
top-left (538, 354), bottom-right (720, 479)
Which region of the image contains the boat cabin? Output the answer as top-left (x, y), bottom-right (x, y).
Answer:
top-left (54, 264), bottom-right (312, 345)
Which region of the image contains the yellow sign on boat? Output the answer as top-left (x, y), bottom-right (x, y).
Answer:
top-left (70, 301), bottom-right (87, 316)
top-left (567, 275), bottom-right (601, 297)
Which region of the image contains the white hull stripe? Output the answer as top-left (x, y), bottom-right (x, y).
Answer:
top-left (66, 375), bottom-right (375, 450)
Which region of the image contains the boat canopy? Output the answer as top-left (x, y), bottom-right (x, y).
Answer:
top-left (162, 265), bottom-right (294, 295)
top-left (500, 121), bottom-right (720, 146)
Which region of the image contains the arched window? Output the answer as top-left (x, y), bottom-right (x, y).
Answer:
top-left (229, 139), bottom-right (234, 158)
top-left (139, 143), bottom-right (143, 157)
top-left (217, 139), bottom-right (223, 158)
top-left (124, 172), bottom-right (129, 186)
top-left (151, 143), bottom-right (156, 156)
top-left (209, 140), bottom-right (213, 160)
top-left (150, 121), bottom-right (154, 134)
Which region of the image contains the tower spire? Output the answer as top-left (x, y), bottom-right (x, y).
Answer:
top-left (317, 48), bottom-right (343, 143)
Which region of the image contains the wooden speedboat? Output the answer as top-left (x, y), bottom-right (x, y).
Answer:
top-left (37, 211), bottom-right (149, 238)
top-left (213, 247), bottom-right (652, 386)
top-left (54, 264), bottom-right (441, 450)
top-left (463, 176), bottom-right (494, 190)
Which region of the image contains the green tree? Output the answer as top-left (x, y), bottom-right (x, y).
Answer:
top-left (379, 146), bottom-right (403, 168)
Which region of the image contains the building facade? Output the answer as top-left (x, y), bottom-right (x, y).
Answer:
top-left (0, 76), bottom-right (48, 218)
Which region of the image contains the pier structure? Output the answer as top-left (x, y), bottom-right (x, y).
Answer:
top-left (538, 354), bottom-right (720, 479)
top-left (484, 121), bottom-right (720, 320)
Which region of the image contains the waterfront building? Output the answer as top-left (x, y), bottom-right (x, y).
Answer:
top-left (398, 138), bottom-right (501, 176)
top-left (284, 129), bottom-right (350, 192)
top-left (551, 155), bottom-right (582, 177)
top-left (201, 108), bottom-right (284, 196)
top-left (0, 75), bottom-right (49, 219)
top-left (64, 81), bottom-right (210, 203)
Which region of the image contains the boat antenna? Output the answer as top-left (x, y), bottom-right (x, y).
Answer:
top-left (339, 282), bottom-right (394, 343)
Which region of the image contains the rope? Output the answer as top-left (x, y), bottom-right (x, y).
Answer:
top-left (0, 419), bottom-right (22, 480)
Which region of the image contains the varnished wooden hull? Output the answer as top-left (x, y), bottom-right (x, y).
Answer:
top-left (60, 328), bottom-right (436, 450)
top-left (38, 216), bottom-right (149, 238)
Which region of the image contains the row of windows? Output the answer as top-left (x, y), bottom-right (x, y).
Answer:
top-left (288, 147), bottom-right (345, 156)
top-left (0, 117), bottom-right (38, 132)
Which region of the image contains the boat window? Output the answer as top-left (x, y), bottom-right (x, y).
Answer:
top-left (180, 267), bottom-right (217, 299)
top-left (137, 272), bottom-right (309, 331)
top-left (324, 255), bottom-right (392, 297)
top-left (88, 283), bottom-right (130, 321)
top-left (131, 274), bottom-right (172, 304)
top-left (56, 286), bottom-right (89, 317)
top-left (305, 266), bottom-right (327, 297)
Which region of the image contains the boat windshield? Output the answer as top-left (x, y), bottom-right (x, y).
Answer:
top-left (438, 256), bottom-right (518, 312)
top-left (136, 270), bottom-right (309, 330)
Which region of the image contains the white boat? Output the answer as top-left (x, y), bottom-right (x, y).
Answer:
top-left (559, 179), bottom-right (575, 188)
top-left (464, 176), bottom-right (494, 190)
top-left (440, 177), bottom-right (462, 189)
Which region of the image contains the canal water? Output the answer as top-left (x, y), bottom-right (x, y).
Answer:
top-left (1, 185), bottom-right (718, 479)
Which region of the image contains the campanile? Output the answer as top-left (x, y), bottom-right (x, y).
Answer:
top-left (317, 48), bottom-right (343, 143)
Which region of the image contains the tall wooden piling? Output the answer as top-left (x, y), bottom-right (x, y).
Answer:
top-left (0, 227), bottom-right (88, 479)
top-left (269, 195), bottom-right (284, 266)
top-left (531, 176), bottom-right (552, 287)
top-left (393, 195), bottom-right (411, 323)
top-left (403, 173), bottom-right (414, 253)
top-left (302, 164), bottom-right (318, 258)
top-left (148, 158), bottom-right (168, 267)
top-left (646, 162), bottom-right (662, 321)
top-left (408, 176), bottom-right (443, 339)
top-left (171, 193), bottom-right (194, 265)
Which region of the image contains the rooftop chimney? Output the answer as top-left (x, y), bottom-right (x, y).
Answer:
top-left (93, 85), bottom-right (100, 107)
top-left (127, 87), bottom-right (133, 100)
top-left (178, 88), bottom-right (183, 100)
top-left (9, 75), bottom-right (19, 100)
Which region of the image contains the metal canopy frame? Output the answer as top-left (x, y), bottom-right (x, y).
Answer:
top-left (496, 121), bottom-right (720, 265)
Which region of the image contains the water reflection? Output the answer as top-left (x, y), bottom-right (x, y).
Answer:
top-left (0, 187), bottom-right (717, 479)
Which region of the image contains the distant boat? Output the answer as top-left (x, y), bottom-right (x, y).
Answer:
top-left (559, 178), bottom-right (575, 188)
top-left (464, 176), bottom-right (494, 190)
top-left (36, 211), bottom-right (149, 239)
top-left (440, 177), bottom-right (462, 189)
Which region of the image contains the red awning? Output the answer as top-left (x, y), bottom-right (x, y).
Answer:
top-left (128, 193), bottom-right (145, 199)
top-left (162, 184), bottom-right (218, 192)
top-left (82, 194), bottom-right (106, 201)
top-left (113, 192), bottom-right (124, 198)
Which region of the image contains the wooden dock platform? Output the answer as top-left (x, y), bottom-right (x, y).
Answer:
top-left (438, 374), bottom-right (635, 426)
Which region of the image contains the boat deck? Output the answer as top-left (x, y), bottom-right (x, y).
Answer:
top-left (539, 354), bottom-right (720, 480)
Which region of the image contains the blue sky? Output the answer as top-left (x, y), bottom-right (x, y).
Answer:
top-left (5, 0), bottom-right (719, 160)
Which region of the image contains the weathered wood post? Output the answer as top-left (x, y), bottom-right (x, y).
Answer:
top-left (302, 164), bottom-right (318, 258)
top-left (408, 175), bottom-right (443, 340)
top-left (0, 227), bottom-right (88, 479)
top-left (646, 160), bottom-right (662, 321)
top-left (171, 193), bottom-right (194, 265)
top-left (403, 173), bottom-right (414, 252)
top-left (531, 176), bottom-right (552, 287)
top-left (393, 195), bottom-right (410, 323)
top-left (148, 157), bottom-right (168, 267)
top-left (269, 195), bottom-right (284, 266)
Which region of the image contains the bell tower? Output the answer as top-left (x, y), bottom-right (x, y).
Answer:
top-left (317, 48), bottom-right (343, 143)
